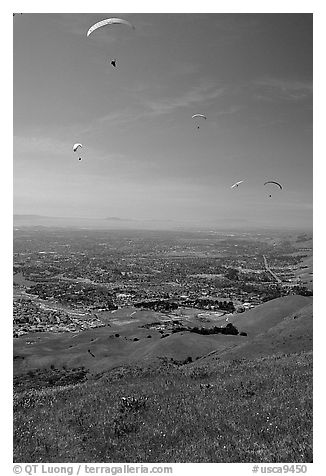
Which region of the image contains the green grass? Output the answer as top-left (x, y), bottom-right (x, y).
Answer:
top-left (14, 351), bottom-right (312, 463)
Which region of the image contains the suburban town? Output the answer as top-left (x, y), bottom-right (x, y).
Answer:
top-left (13, 227), bottom-right (313, 337)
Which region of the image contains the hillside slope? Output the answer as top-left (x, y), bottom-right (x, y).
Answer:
top-left (132, 332), bottom-right (241, 362)
top-left (196, 298), bottom-right (312, 363)
top-left (14, 295), bottom-right (312, 374)
top-left (14, 351), bottom-right (312, 463)
top-left (227, 295), bottom-right (312, 336)
top-left (14, 295), bottom-right (313, 463)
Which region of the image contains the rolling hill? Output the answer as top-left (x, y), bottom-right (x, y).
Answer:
top-left (197, 301), bottom-right (312, 362)
top-left (14, 295), bottom-right (313, 374)
top-left (225, 294), bottom-right (312, 336)
top-left (13, 294), bottom-right (313, 463)
top-left (13, 350), bottom-right (313, 463)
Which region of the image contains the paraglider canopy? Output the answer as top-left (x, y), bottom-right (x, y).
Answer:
top-left (192, 114), bottom-right (207, 120)
top-left (87, 17), bottom-right (135, 37)
top-left (73, 143), bottom-right (82, 152)
top-left (192, 114), bottom-right (207, 130)
top-left (264, 181), bottom-right (283, 190)
top-left (264, 181), bottom-right (282, 198)
top-left (231, 180), bottom-right (244, 189)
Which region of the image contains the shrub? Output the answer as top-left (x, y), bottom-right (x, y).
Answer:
top-left (183, 356), bottom-right (193, 364)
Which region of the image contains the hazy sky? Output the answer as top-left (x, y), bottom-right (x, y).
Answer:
top-left (13, 13), bottom-right (313, 229)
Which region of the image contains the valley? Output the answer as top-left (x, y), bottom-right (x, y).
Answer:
top-left (13, 227), bottom-right (313, 463)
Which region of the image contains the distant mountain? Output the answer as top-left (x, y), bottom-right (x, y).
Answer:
top-left (106, 216), bottom-right (135, 222)
top-left (13, 214), bottom-right (181, 230)
top-left (14, 214), bottom-right (49, 220)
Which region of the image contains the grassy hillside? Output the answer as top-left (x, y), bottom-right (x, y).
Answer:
top-left (14, 295), bottom-right (313, 463)
top-left (198, 302), bottom-right (312, 362)
top-left (13, 326), bottom-right (242, 375)
top-left (227, 295), bottom-right (312, 336)
top-left (293, 256), bottom-right (313, 290)
top-left (14, 351), bottom-right (312, 463)
top-left (14, 295), bottom-right (312, 375)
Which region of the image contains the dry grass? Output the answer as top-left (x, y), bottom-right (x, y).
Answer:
top-left (14, 351), bottom-right (312, 463)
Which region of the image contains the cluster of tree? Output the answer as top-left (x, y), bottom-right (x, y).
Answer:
top-left (188, 323), bottom-right (239, 335)
top-left (224, 268), bottom-right (240, 281)
top-left (171, 322), bottom-right (240, 335)
top-left (261, 286), bottom-right (283, 302)
top-left (292, 286), bottom-right (313, 297)
top-left (170, 356), bottom-right (193, 366)
top-left (186, 298), bottom-right (235, 312)
top-left (134, 300), bottom-right (178, 312)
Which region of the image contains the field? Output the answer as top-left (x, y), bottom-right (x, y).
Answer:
top-left (14, 351), bottom-right (312, 463)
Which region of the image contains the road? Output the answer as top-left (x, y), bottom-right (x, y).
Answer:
top-left (263, 255), bottom-right (282, 284)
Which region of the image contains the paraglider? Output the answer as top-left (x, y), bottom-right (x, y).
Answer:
top-left (73, 143), bottom-right (83, 161)
top-left (192, 114), bottom-right (207, 130)
top-left (87, 18), bottom-right (135, 67)
top-left (231, 180), bottom-right (244, 189)
top-left (264, 181), bottom-right (282, 197)
top-left (86, 17), bottom-right (135, 37)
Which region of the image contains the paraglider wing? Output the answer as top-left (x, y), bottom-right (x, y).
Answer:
top-left (192, 114), bottom-right (207, 130)
top-left (73, 143), bottom-right (83, 152)
top-left (87, 17), bottom-right (135, 37)
top-left (264, 181), bottom-right (283, 190)
top-left (192, 114), bottom-right (207, 120)
top-left (231, 180), bottom-right (244, 189)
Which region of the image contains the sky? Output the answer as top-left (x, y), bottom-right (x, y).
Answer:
top-left (13, 12), bottom-right (313, 230)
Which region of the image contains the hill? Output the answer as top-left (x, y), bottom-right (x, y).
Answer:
top-left (13, 215), bottom-right (181, 230)
top-left (14, 295), bottom-right (312, 374)
top-left (13, 295), bottom-right (313, 462)
top-left (293, 255), bottom-right (313, 289)
top-left (13, 351), bottom-right (312, 463)
top-left (132, 332), bottom-right (241, 362)
top-left (197, 301), bottom-right (312, 362)
top-left (13, 325), bottom-right (241, 374)
top-left (226, 295), bottom-right (312, 336)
